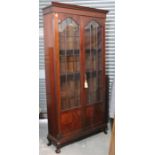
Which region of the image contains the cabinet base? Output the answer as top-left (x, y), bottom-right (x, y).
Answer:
top-left (47, 124), bottom-right (108, 153)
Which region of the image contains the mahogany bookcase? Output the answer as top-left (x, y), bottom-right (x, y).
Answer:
top-left (43, 2), bottom-right (108, 153)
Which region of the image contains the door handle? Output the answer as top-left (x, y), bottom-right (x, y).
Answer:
top-left (84, 74), bottom-right (88, 88)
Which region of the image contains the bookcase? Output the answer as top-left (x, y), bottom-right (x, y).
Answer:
top-left (43, 2), bottom-right (108, 153)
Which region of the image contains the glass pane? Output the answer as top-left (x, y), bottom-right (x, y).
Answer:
top-left (59, 18), bottom-right (80, 111)
top-left (85, 21), bottom-right (104, 104)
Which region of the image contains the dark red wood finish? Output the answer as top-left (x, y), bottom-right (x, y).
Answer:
top-left (43, 2), bottom-right (108, 153)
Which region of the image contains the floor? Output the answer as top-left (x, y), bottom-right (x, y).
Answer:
top-left (39, 119), bottom-right (111, 155)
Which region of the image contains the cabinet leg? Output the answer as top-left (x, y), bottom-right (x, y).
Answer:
top-left (103, 125), bottom-right (108, 134)
top-left (55, 146), bottom-right (61, 153)
top-left (47, 140), bottom-right (52, 146)
top-left (47, 136), bottom-right (52, 146)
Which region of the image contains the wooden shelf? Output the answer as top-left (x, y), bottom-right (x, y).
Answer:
top-left (85, 49), bottom-right (102, 53)
top-left (60, 49), bottom-right (79, 56)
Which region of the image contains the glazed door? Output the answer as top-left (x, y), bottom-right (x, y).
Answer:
top-left (83, 17), bottom-right (106, 128)
top-left (58, 14), bottom-right (83, 135)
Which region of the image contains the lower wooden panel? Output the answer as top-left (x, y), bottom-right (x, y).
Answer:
top-left (61, 109), bottom-right (82, 135)
top-left (85, 103), bottom-right (104, 127)
top-left (47, 105), bottom-right (107, 152)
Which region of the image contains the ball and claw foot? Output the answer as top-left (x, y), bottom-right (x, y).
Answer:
top-left (55, 147), bottom-right (61, 153)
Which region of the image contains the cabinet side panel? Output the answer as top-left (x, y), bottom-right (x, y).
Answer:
top-left (52, 13), bottom-right (62, 137)
top-left (43, 13), bottom-right (58, 136)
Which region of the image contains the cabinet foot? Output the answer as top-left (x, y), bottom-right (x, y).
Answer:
top-left (47, 140), bottom-right (52, 146)
top-left (47, 136), bottom-right (52, 146)
top-left (55, 147), bottom-right (61, 153)
top-left (103, 126), bottom-right (108, 134)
